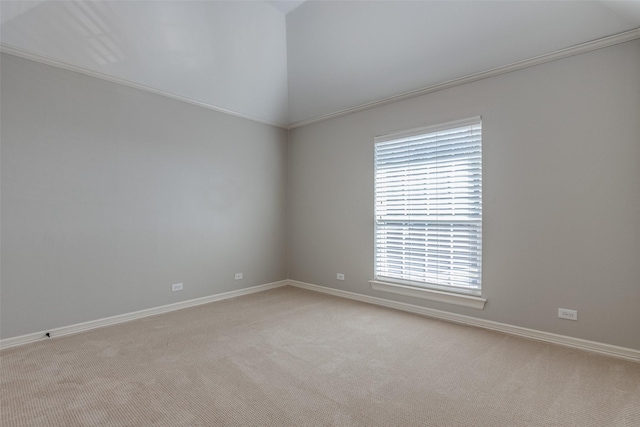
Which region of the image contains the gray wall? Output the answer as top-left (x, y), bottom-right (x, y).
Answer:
top-left (288, 40), bottom-right (640, 350)
top-left (2, 40), bottom-right (639, 350)
top-left (1, 54), bottom-right (288, 339)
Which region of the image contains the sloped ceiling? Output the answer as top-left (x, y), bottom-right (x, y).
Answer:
top-left (0, 1), bottom-right (289, 125)
top-left (1, 1), bottom-right (639, 127)
top-left (286, 0), bottom-right (640, 125)
top-left (266, 1), bottom-right (306, 15)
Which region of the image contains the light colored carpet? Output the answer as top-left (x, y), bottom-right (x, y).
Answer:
top-left (1, 286), bottom-right (639, 426)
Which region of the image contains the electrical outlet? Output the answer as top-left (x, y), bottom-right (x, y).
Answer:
top-left (172, 283), bottom-right (183, 292)
top-left (337, 273), bottom-right (345, 280)
top-left (558, 308), bottom-right (577, 321)
top-left (235, 273), bottom-right (243, 280)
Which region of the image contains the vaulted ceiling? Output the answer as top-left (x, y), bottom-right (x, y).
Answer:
top-left (2, 1), bottom-right (639, 128)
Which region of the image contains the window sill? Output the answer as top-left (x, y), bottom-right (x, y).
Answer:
top-left (369, 280), bottom-right (487, 310)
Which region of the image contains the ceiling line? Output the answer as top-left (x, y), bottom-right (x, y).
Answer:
top-left (287, 27), bottom-right (640, 130)
top-left (0, 43), bottom-right (290, 130)
top-left (2, 27), bottom-right (638, 131)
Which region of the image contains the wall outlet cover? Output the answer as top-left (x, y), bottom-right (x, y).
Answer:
top-left (558, 308), bottom-right (577, 321)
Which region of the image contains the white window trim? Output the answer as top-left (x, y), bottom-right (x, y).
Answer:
top-left (373, 116), bottom-right (484, 302)
top-left (369, 280), bottom-right (487, 310)
top-left (374, 116), bottom-right (482, 143)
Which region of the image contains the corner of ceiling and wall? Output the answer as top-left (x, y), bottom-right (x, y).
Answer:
top-left (1, 1), bottom-right (639, 129)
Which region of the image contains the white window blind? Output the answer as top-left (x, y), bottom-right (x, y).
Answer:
top-left (374, 118), bottom-right (482, 295)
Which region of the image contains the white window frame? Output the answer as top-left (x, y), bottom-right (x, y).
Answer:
top-left (371, 117), bottom-right (486, 309)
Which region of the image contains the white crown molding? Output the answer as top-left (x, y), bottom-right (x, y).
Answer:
top-left (0, 44), bottom-right (290, 130)
top-left (286, 280), bottom-right (640, 363)
top-left (288, 28), bottom-right (640, 129)
top-left (2, 28), bottom-right (638, 130)
top-left (0, 280), bottom-right (288, 350)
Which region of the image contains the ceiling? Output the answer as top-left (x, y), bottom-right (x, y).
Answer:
top-left (266, 1), bottom-right (307, 15)
top-left (1, 1), bottom-right (639, 128)
top-left (286, 1), bottom-right (640, 125)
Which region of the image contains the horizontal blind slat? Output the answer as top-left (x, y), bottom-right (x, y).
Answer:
top-left (374, 120), bottom-right (482, 293)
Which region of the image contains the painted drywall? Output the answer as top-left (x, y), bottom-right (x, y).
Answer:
top-left (286, 1), bottom-right (637, 125)
top-left (0, 53), bottom-right (288, 339)
top-left (0, 1), bottom-right (289, 125)
top-left (287, 40), bottom-right (640, 350)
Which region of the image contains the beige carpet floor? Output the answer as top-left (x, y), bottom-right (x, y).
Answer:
top-left (1, 286), bottom-right (639, 426)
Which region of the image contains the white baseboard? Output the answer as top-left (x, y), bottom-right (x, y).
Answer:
top-left (0, 280), bottom-right (288, 350)
top-left (286, 280), bottom-right (640, 363)
top-left (5, 279), bottom-right (638, 363)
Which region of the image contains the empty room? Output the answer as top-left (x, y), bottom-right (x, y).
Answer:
top-left (1, 1), bottom-right (639, 426)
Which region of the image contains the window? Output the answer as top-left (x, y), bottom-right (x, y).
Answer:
top-left (374, 118), bottom-right (482, 296)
